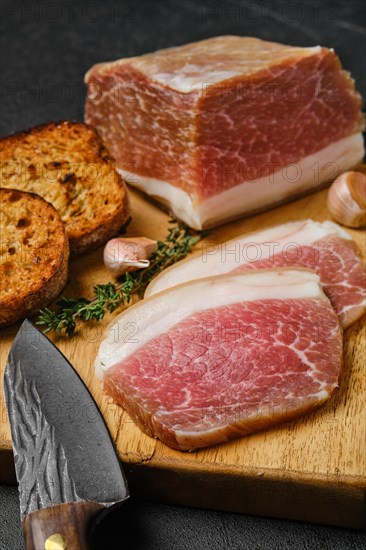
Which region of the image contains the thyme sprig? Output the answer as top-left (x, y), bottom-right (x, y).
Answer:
top-left (37, 221), bottom-right (209, 336)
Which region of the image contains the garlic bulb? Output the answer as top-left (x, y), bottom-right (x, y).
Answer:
top-left (327, 170), bottom-right (366, 228)
top-left (103, 237), bottom-right (157, 275)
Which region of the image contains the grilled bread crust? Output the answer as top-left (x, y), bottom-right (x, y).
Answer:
top-left (0, 188), bottom-right (69, 327)
top-left (0, 121), bottom-right (130, 256)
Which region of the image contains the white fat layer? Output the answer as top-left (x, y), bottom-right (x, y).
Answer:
top-left (95, 269), bottom-right (324, 379)
top-left (120, 133), bottom-right (364, 229)
top-left (145, 219), bottom-right (350, 297)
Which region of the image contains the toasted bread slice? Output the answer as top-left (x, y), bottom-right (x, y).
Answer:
top-left (0, 188), bottom-right (69, 327)
top-left (0, 121), bottom-right (129, 256)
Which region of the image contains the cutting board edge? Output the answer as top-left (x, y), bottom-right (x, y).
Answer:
top-left (3, 437), bottom-right (365, 490)
top-left (126, 460), bottom-right (366, 529)
top-left (120, 450), bottom-right (366, 489)
top-left (2, 447), bottom-right (365, 529)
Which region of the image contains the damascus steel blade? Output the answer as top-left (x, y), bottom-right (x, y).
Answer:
top-left (4, 320), bottom-right (129, 519)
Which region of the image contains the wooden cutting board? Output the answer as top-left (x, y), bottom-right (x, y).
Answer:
top-left (1, 188), bottom-right (365, 529)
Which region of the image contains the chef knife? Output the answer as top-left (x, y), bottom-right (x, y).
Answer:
top-left (4, 319), bottom-right (129, 550)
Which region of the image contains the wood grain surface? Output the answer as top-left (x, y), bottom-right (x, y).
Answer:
top-left (1, 188), bottom-right (365, 528)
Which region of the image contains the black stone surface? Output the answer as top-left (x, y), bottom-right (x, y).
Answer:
top-left (1, 1), bottom-right (366, 548)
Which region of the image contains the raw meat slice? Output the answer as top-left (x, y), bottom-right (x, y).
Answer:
top-left (145, 220), bottom-right (366, 329)
top-left (85, 36), bottom-right (364, 229)
top-left (96, 270), bottom-right (342, 451)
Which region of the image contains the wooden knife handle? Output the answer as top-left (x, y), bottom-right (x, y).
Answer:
top-left (22, 501), bottom-right (106, 550)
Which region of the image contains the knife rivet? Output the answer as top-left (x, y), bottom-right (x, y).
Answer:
top-left (45, 533), bottom-right (67, 549)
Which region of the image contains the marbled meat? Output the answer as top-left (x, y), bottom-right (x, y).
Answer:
top-left (85, 36), bottom-right (364, 229)
top-left (96, 270), bottom-right (342, 451)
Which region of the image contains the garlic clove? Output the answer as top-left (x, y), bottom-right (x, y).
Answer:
top-left (103, 237), bottom-right (157, 275)
top-left (327, 170), bottom-right (366, 229)
top-left (348, 171), bottom-right (366, 210)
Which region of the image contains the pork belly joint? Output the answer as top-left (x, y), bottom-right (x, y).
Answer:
top-left (85, 36), bottom-right (364, 229)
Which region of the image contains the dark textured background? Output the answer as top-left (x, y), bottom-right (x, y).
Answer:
top-left (1, 1), bottom-right (366, 548)
top-left (1, 0), bottom-right (365, 137)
